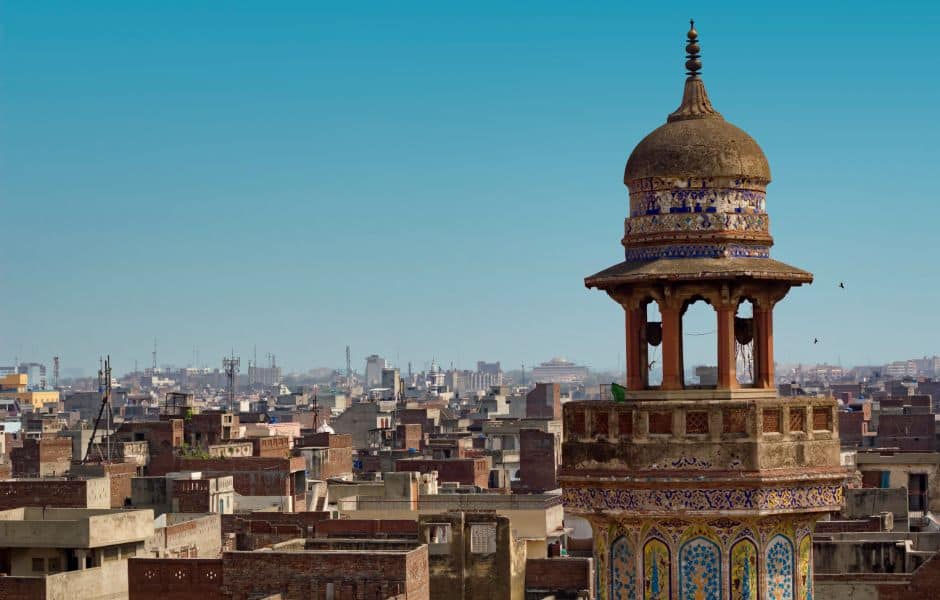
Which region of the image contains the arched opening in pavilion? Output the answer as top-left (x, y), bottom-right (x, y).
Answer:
top-left (646, 299), bottom-right (663, 387)
top-left (736, 299), bottom-right (756, 386)
top-left (681, 297), bottom-right (717, 388)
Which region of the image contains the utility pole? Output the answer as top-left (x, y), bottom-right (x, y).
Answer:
top-left (223, 354), bottom-right (240, 413)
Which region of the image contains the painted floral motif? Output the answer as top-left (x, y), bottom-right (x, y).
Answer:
top-left (648, 456), bottom-right (714, 470)
top-left (643, 538), bottom-right (671, 600)
top-left (624, 213), bottom-right (769, 237)
top-left (730, 539), bottom-right (758, 600)
top-left (798, 536), bottom-right (812, 600)
top-left (628, 176), bottom-right (767, 217)
top-left (611, 536), bottom-right (638, 600)
top-left (765, 535), bottom-right (794, 600)
top-left (679, 537), bottom-right (721, 600)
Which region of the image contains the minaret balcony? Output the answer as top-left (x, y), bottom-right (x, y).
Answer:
top-left (560, 390), bottom-right (841, 475)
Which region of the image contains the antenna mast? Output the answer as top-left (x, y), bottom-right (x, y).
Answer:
top-left (83, 355), bottom-right (113, 463)
top-left (223, 353), bottom-right (240, 413)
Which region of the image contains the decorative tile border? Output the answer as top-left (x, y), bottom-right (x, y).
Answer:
top-left (562, 484), bottom-right (843, 513)
top-left (628, 177), bottom-right (767, 217)
top-left (623, 243), bottom-right (770, 262)
top-left (624, 213), bottom-right (769, 237)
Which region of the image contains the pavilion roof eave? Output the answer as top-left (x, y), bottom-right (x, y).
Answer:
top-left (584, 257), bottom-right (813, 290)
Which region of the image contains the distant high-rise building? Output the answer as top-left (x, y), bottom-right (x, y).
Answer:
top-left (476, 361), bottom-right (502, 376)
top-left (381, 367), bottom-right (401, 399)
top-left (248, 364), bottom-right (281, 388)
top-left (365, 355), bottom-right (387, 389)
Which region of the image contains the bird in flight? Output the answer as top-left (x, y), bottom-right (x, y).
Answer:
top-left (839, 282), bottom-right (845, 289)
top-left (813, 338), bottom-right (819, 344)
top-left (648, 360), bottom-right (657, 369)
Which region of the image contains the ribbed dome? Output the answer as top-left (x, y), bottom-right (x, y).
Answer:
top-left (624, 78), bottom-right (770, 184)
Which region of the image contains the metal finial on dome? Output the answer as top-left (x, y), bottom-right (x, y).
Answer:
top-left (667, 20), bottom-right (720, 122)
top-left (685, 19), bottom-right (702, 78)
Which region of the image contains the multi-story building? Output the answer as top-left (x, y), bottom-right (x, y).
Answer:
top-left (365, 354), bottom-right (387, 389)
top-left (0, 373), bottom-right (59, 409)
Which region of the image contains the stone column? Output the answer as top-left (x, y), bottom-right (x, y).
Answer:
top-left (716, 303), bottom-right (738, 389)
top-left (660, 302), bottom-right (683, 391)
top-left (75, 549), bottom-right (88, 570)
top-left (625, 305), bottom-right (648, 390)
top-left (754, 304), bottom-right (775, 388)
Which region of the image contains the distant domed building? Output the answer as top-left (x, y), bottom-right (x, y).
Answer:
top-left (560, 22), bottom-right (846, 600)
top-left (531, 357), bottom-right (590, 384)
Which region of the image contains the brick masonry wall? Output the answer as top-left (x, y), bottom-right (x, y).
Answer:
top-left (173, 482), bottom-right (210, 513)
top-left (518, 429), bottom-right (557, 492)
top-left (116, 420), bottom-right (183, 476)
top-left (176, 456), bottom-right (303, 497)
top-left (524, 558), bottom-right (593, 596)
top-left (875, 552), bottom-right (940, 600)
top-left (11, 437), bottom-right (72, 477)
top-left (221, 547), bottom-right (428, 600)
top-left (0, 576), bottom-right (46, 599)
top-left (128, 558), bottom-right (224, 600)
top-left (222, 512), bottom-right (331, 550)
top-left (315, 519), bottom-right (419, 538)
top-left (250, 436), bottom-right (290, 458)
top-left (0, 480), bottom-right (90, 509)
top-left (71, 461), bottom-right (138, 507)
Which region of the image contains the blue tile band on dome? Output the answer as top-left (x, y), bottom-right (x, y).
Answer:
top-left (624, 244), bottom-right (770, 262)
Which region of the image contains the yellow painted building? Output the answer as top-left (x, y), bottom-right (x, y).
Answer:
top-left (0, 373), bottom-right (60, 408)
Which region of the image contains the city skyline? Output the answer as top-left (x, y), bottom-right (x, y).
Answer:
top-left (3, 2), bottom-right (940, 375)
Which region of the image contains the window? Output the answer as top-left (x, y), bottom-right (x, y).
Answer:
top-left (909, 473), bottom-right (928, 512)
top-left (470, 523), bottom-right (497, 554)
top-left (47, 558), bottom-right (60, 572)
top-left (32, 558), bottom-right (45, 572)
top-left (428, 524), bottom-right (451, 544)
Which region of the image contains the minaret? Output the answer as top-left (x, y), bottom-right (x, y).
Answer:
top-left (560, 22), bottom-right (845, 600)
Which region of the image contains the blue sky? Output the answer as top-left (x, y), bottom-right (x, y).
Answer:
top-left (1, 1), bottom-right (938, 376)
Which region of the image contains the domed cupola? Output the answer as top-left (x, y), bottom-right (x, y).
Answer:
top-left (617, 21), bottom-right (777, 264)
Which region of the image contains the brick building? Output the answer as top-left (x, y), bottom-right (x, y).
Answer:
top-left (295, 432), bottom-right (353, 481)
top-left (184, 412), bottom-right (238, 448)
top-left (71, 461), bottom-right (139, 507)
top-left (875, 414), bottom-right (936, 452)
top-left (249, 435), bottom-right (290, 458)
top-left (418, 511), bottom-right (524, 600)
top-left (176, 456), bottom-right (306, 511)
top-left (115, 420), bottom-right (184, 475)
top-left (515, 429), bottom-right (558, 493)
top-left (10, 437), bottom-right (72, 477)
top-left (525, 383), bottom-right (562, 420)
top-left (0, 478), bottom-right (111, 510)
top-left (395, 457), bottom-right (489, 488)
top-left (524, 557), bottom-right (594, 599)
